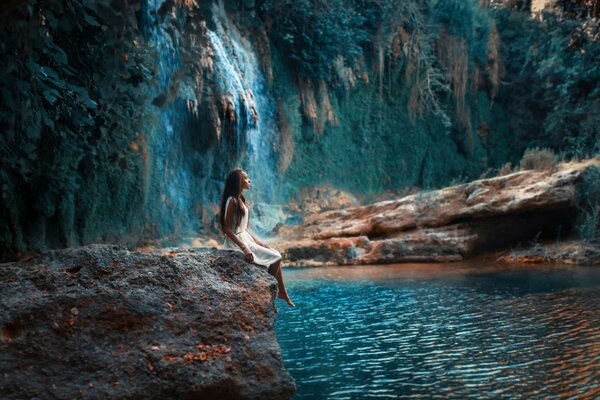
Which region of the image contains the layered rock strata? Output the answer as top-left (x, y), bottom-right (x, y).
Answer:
top-left (276, 160), bottom-right (599, 266)
top-left (0, 244), bottom-right (295, 399)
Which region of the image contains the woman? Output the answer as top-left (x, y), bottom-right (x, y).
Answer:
top-left (220, 168), bottom-right (295, 311)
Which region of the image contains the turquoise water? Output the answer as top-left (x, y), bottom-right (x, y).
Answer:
top-left (274, 263), bottom-right (600, 399)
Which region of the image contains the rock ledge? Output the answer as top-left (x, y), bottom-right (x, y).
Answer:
top-left (0, 244), bottom-right (295, 399)
top-left (276, 160), bottom-right (600, 266)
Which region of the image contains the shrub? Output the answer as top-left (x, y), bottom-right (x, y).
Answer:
top-left (519, 147), bottom-right (559, 171)
top-left (498, 162), bottom-right (513, 176)
top-left (577, 206), bottom-right (600, 243)
top-left (576, 165), bottom-right (600, 243)
top-left (261, 0), bottom-right (369, 80)
top-left (492, 7), bottom-right (600, 160)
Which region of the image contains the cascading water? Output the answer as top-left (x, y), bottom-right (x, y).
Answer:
top-left (206, 4), bottom-right (283, 233)
top-left (139, 0), bottom-right (284, 238)
top-left (141, 0), bottom-right (194, 238)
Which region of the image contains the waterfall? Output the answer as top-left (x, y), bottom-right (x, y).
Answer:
top-left (138, 0), bottom-right (283, 239)
top-left (207, 4), bottom-right (283, 233)
top-left (141, 0), bottom-right (194, 238)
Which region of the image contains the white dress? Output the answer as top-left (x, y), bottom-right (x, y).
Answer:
top-left (223, 197), bottom-right (282, 266)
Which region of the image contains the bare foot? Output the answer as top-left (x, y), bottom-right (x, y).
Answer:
top-left (278, 292), bottom-right (296, 307)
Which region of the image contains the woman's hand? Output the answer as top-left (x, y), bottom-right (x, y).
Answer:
top-left (243, 248), bottom-right (254, 263)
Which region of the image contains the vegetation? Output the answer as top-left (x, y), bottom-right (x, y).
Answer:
top-left (498, 162), bottom-right (513, 176)
top-left (1, 0), bottom-right (598, 256)
top-left (264, 0), bottom-right (504, 196)
top-left (262, 0), bottom-right (598, 166)
top-left (0, 0), bottom-right (218, 257)
top-left (492, 3), bottom-right (600, 160)
top-left (262, 0), bottom-right (497, 139)
top-left (0, 1), bottom-right (159, 257)
top-left (518, 147), bottom-right (559, 171)
top-left (260, 0), bottom-right (369, 80)
top-left (576, 165), bottom-right (600, 243)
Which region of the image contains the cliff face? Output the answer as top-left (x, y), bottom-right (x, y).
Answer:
top-left (0, 244), bottom-right (295, 399)
top-left (1, 0), bottom-right (597, 258)
top-left (275, 161), bottom-right (600, 265)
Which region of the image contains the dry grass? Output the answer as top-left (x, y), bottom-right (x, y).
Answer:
top-left (318, 80), bottom-right (338, 128)
top-left (299, 78), bottom-right (318, 127)
top-left (519, 147), bottom-right (559, 171)
top-left (437, 31), bottom-right (472, 152)
top-left (276, 100), bottom-right (295, 173)
top-left (299, 78), bottom-right (338, 134)
top-left (498, 162), bottom-right (513, 176)
top-left (487, 25), bottom-right (500, 100)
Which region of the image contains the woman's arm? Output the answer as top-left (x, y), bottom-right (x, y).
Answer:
top-left (223, 198), bottom-right (254, 263)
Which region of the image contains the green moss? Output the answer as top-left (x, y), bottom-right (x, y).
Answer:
top-left (275, 64), bottom-right (493, 196)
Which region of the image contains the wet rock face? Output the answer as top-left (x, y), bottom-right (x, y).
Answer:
top-left (0, 244), bottom-right (295, 400)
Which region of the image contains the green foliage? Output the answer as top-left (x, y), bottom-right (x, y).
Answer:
top-left (432, 0), bottom-right (477, 40)
top-left (431, 0), bottom-right (494, 64)
top-left (492, 7), bottom-right (600, 160)
top-left (269, 45), bottom-right (487, 196)
top-left (0, 0), bottom-right (157, 256)
top-left (261, 0), bottom-right (369, 79)
top-left (263, 0), bottom-right (508, 194)
top-left (575, 166), bottom-right (600, 243)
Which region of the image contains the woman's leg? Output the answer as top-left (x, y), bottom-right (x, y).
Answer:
top-left (268, 260), bottom-right (295, 307)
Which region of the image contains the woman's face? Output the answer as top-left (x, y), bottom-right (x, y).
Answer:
top-left (240, 171), bottom-right (251, 190)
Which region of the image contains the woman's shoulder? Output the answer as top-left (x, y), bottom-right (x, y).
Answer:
top-left (225, 196), bottom-right (237, 210)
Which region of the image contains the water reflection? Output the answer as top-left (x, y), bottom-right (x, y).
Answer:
top-left (275, 263), bottom-right (600, 399)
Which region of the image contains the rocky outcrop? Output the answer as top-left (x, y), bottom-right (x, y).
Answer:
top-left (496, 241), bottom-right (600, 265)
top-left (276, 160), bottom-right (600, 265)
top-left (0, 244), bottom-right (295, 399)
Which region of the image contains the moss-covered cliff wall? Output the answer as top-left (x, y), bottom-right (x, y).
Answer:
top-left (0, 0), bottom-right (598, 259)
top-left (259, 0), bottom-right (598, 194)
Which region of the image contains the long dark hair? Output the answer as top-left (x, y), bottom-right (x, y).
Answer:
top-left (219, 168), bottom-right (246, 231)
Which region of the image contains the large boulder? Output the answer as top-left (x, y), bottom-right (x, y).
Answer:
top-left (0, 244), bottom-right (295, 399)
top-left (276, 160), bottom-right (600, 265)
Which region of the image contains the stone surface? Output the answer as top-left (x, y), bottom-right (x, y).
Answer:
top-left (278, 209), bottom-right (575, 266)
top-left (289, 184), bottom-right (360, 216)
top-left (276, 160), bottom-right (600, 266)
top-left (0, 244), bottom-right (295, 399)
top-left (496, 241), bottom-right (600, 265)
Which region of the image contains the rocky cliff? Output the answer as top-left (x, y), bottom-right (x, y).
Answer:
top-left (1, 0), bottom-right (597, 262)
top-left (0, 244), bottom-right (295, 399)
top-left (275, 160), bottom-right (600, 265)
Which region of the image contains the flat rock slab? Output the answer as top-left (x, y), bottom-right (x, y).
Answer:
top-left (0, 244), bottom-right (295, 399)
top-left (302, 162), bottom-right (592, 240)
top-left (276, 160), bottom-right (600, 265)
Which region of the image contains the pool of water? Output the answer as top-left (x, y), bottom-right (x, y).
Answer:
top-left (274, 263), bottom-right (600, 399)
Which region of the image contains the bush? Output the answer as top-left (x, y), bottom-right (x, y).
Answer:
top-left (576, 165), bottom-right (600, 243)
top-left (519, 147), bottom-right (559, 171)
top-left (492, 7), bottom-right (600, 160)
top-left (577, 206), bottom-right (600, 243)
top-left (498, 162), bottom-right (513, 176)
top-left (261, 0), bottom-right (369, 80)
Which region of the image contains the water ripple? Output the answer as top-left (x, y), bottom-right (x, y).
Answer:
top-left (275, 264), bottom-right (600, 399)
